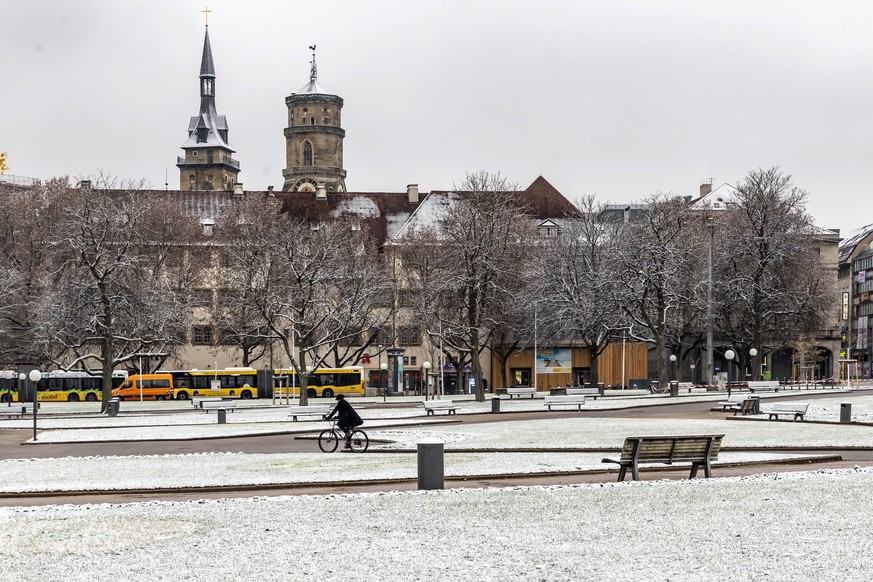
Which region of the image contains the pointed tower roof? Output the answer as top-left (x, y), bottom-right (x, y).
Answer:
top-left (181, 25), bottom-right (233, 152)
top-left (200, 27), bottom-right (216, 78)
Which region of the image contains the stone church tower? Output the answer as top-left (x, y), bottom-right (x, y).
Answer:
top-left (177, 25), bottom-right (240, 191)
top-left (282, 46), bottom-right (347, 193)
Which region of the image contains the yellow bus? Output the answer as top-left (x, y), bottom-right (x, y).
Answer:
top-left (109, 366), bottom-right (365, 401)
top-left (273, 366), bottom-right (365, 398)
top-left (1, 370), bottom-right (128, 403)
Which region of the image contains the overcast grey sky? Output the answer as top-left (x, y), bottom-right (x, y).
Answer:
top-left (2, 0), bottom-right (872, 234)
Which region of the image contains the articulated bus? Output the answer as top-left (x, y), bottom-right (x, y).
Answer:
top-left (111, 366), bottom-right (365, 401)
top-left (0, 370), bottom-right (128, 403)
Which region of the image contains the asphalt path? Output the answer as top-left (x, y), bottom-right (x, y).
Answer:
top-left (1, 390), bottom-right (870, 506)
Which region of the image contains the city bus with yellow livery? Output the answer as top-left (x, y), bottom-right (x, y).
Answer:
top-left (1, 370), bottom-right (128, 402)
top-left (111, 366), bottom-right (365, 400)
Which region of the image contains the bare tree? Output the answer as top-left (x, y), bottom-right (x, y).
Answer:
top-left (528, 195), bottom-right (625, 386)
top-left (36, 177), bottom-right (195, 408)
top-left (613, 194), bottom-right (703, 388)
top-left (715, 167), bottom-right (835, 379)
top-left (221, 197), bottom-right (392, 405)
top-left (414, 171), bottom-right (531, 402)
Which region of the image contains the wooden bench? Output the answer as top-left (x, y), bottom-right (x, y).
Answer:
top-left (567, 387), bottom-right (601, 399)
top-left (192, 396), bottom-right (224, 409)
top-left (765, 403), bottom-right (809, 421)
top-left (544, 395), bottom-right (585, 411)
top-left (715, 395), bottom-right (747, 412)
top-left (507, 387), bottom-right (536, 399)
top-left (732, 398), bottom-right (760, 416)
top-left (423, 400), bottom-right (458, 415)
top-left (601, 434), bottom-right (724, 481)
top-left (748, 381), bottom-right (780, 393)
top-left (201, 400), bottom-right (238, 413)
top-left (287, 405), bottom-right (330, 422)
top-left (0, 406), bottom-right (28, 419)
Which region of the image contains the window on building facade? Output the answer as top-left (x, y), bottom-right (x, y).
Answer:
top-left (398, 326), bottom-right (420, 346)
top-left (190, 289), bottom-right (212, 307)
top-left (192, 326), bottom-right (213, 345)
top-left (370, 327), bottom-right (392, 346)
top-left (303, 141), bottom-right (313, 166)
top-left (398, 290), bottom-right (415, 307)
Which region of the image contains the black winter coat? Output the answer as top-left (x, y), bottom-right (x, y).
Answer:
top-left (326, 399), bottom-right (363, 428)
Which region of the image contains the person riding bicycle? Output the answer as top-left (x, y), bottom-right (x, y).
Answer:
top-left (325, 394), bottom-right (363, 448)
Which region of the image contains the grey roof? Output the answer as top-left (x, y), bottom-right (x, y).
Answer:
top-left (295, 78), bottom-right (331, 95)
top-left (181, 27), bottom-right (233, 152)
top-left (200, 28), bottom-right (215, 78)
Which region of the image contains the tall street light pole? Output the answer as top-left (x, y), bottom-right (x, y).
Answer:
top-left (29, 369), bottom-right (42, 441)
top-left (706, 217), bottom-right (715, 387)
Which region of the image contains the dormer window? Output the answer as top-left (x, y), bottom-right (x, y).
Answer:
top-left (197, 128), bottom-right (207, 143)
top-left (202, 78), bottom-right (213, 96)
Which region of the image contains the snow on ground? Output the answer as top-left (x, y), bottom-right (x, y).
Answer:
top-left (0, 451), bottom-right (815, 494)
top-left (1, 467), bottom-right (873, 581)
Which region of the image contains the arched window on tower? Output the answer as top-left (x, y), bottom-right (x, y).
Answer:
top-left (303, 141), bottom-right (313, 166)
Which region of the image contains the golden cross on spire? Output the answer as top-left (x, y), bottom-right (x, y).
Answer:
top-left (202, 5), bottom-right (211, 27)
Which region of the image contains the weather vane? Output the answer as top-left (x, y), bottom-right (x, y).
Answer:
top-left (203, 5), bottom-right (211, 27)
top-left (309, 45), bottom-right (317, 82)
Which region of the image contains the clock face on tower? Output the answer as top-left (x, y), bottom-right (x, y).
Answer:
top-left (294, 178), bottom-right (318, 192)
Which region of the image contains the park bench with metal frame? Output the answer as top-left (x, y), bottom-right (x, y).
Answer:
top-left (601, 434), bottom-right (724, 481)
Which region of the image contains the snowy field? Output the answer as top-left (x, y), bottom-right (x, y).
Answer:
top-left (1, 467), bottom-right (873, 581)
top-left (1, 390), bottom-right (871, 580)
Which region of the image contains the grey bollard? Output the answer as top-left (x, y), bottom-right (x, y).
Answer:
top-left (840, 402), bottom-right (852, 423)
top-left (417, 438), bottom-right (444, 490)
top-left (217, 409), bottom-right (227, 424)
top-left (491, 395), bottom-right (500, 413)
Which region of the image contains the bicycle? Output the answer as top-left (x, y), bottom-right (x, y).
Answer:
top-left (318, 420), bottom-right (369, 453)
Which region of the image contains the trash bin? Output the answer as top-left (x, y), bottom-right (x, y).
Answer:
top-left (841, 402), bottom-right (852, 423)
top-left (107, 398), bottom-right (120, 417)
top-left (491, 395), bottom-right (500, 414)
top-left (217, 408), bottom-right (227, 424)
top-left (669, 381), bottom-right (679, 398)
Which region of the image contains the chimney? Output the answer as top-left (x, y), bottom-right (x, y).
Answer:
top-left (316, 184), bottom-right (327, 200)
top-left (699, 183), bottom-right (712, 197)
top-left (233, 182), bottom-right (244, 196)
top-left (267, 185), bottom-right (274, 193)
top-left (407, 184), bottom-right (419, 203)
top-left (79, 180), bottom-right (91, 190)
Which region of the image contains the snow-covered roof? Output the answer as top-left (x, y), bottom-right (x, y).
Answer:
top-left (690, 182), bottom-right (739, 210)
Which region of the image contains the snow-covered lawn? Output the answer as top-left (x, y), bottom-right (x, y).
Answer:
top-left (1, 467), bottom-right (872, 581)
top-left (0, 451), bottom-right (816, 494)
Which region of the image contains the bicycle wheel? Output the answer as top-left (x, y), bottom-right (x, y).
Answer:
top-left (318, 429), bottom-right (339, 453)
top-left (348, 429), bottom-right (369, 453)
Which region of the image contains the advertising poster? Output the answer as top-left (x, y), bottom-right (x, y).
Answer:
top-left (536, 349), bottom-right (572, 373)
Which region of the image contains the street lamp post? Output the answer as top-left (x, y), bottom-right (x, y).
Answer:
top-left (725, 349), bottom-right (736, 386)
top-left (669, 354), bottom-right (677, 381)
top-left (422, 361), bottom-right (431, 401)
top-left (28, 369), bottom-right (42, 442)
top-left (3, 370), bottom-right (14, 406)
top-left (380, 362), bottom-right (388, 403)
top-left (749, 348), bottom-right (758, 380)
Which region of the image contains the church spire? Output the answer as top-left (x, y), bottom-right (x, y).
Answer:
top-left (177, 19), bottom-right (240, 192)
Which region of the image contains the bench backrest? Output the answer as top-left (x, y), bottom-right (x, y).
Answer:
top-left (566, 388), bottom-right (597, 395)
top-left (507, 387), bottom-right (534, 393)
top-left (424, 400), bottom-right (454, 407)
top-left (738, 398), bottom-right (757, 413)
top-left (748, 381), bottom-right (779, 388)
top-left (544, 395), bottom-right (585, 402)
top-left (618, 435), bottom-right (724, 463)
top-left (771, 403), bottom-right (809, 412)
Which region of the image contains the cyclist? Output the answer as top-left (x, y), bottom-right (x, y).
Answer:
top-left (324, 394), bottom-right (363, 448)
